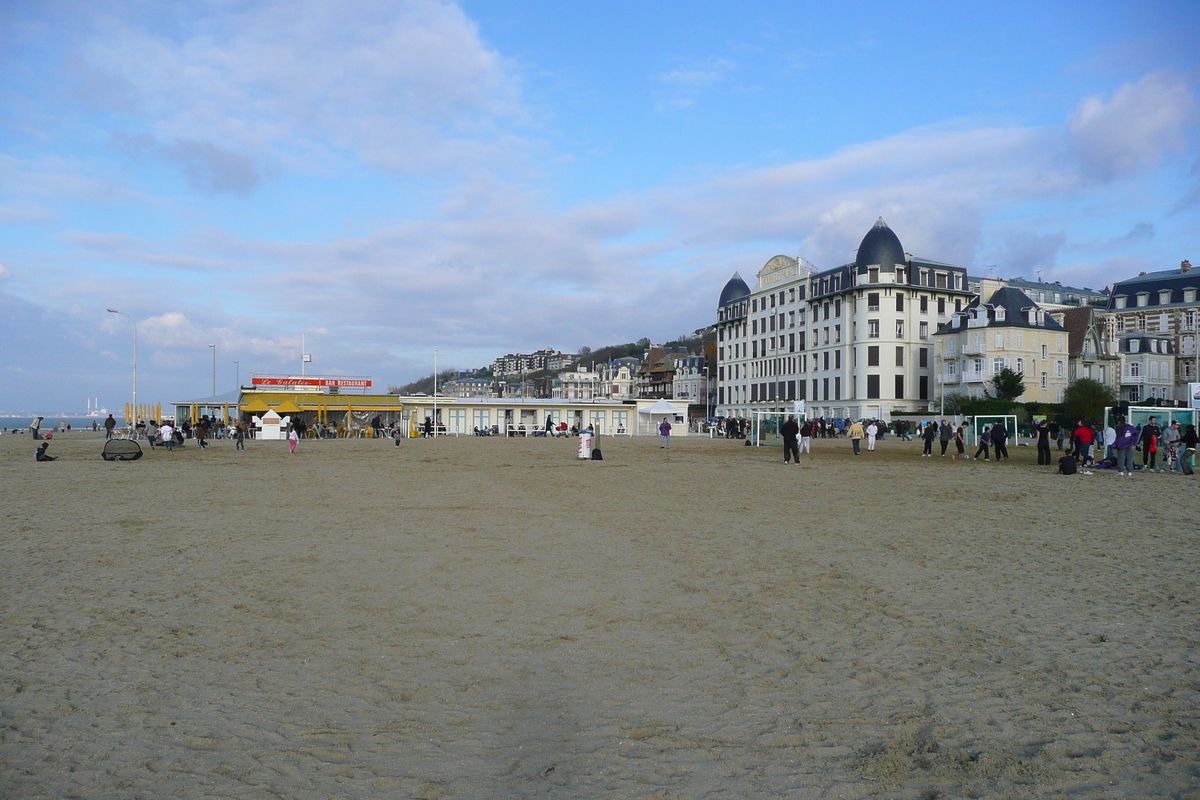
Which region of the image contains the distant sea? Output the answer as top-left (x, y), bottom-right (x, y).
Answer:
top-left (0, 416), bottom-right (117, 432)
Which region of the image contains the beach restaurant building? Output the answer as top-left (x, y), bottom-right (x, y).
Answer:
top-left (173, 376), bottom-right (689, 437)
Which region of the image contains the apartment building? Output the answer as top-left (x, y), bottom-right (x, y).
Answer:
top-left (1104, 260), bottom-right (1200, 402)
top-left (934, 287), bottom-right (1070, 403)
top-left (715, 218), bottom-right (974, 419)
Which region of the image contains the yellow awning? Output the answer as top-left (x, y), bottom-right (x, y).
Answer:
top-left (274, 400), bottom-right (303, 414)
top-left (241, 399), bottom-right (270, 412)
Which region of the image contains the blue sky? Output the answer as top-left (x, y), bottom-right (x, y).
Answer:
top-left (1, 0), bottom-right (1197, 412)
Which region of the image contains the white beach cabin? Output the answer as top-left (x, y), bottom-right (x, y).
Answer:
top-left (254, 409), bottom-right (291, 441)
top-left (638, 398), bottom-right (688, 436)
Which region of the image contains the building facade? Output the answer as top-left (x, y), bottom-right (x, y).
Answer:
top-left (671, 354), bottom-right (709, 406)
top-left (715, 218), bottom-right (974, 420)
top-left (1104, 261), bottom-right (1200, 402)
top-left (935, 286), bottom-right (1070, 403)
top-left (1053, 306), bottom-right (1118, 393)
top-left (1115, 334), bottom-right (1176, 404)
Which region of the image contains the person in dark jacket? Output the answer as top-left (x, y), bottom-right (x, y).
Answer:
top-left (35, 442), bottom-right (56, 462)
top-left (938, 420), bottom-right (954, 457)
top-left (1140, 416), bottom-right (1163, 472)
top-left (921, 421), bottom-right (937, 457)
top-left (975, 425), bottom-right (991, 461)
top-left (991, 420), bottom-right (1010, 461)
top-left (781, 415), bottom-right (800, 464)
top-left (1035, 419), bottom-right (1052, 465)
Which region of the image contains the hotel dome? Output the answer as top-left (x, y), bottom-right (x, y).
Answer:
top-left (719, 272), bottom-right (751, 307)
top-left (854, 217), bottom-right (906, 272)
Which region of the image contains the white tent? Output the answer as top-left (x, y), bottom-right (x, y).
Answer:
top-left (637, 399), bottom-right (688, 436)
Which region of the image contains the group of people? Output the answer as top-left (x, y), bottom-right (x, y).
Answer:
top-left (1046, 415), bottom-right (1198, 476)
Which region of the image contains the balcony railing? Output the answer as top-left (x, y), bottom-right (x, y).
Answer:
top-left (963, 343), bottom-right (984, 355)
top-left (962, 371), bottom-right (986, 383)
top-left (941, 373), bottom-right (961, 384)
top-left (1121, 375), bottom-right (1146, 384)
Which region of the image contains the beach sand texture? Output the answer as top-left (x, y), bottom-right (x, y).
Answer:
top-left (2, 432), bottom-right (1198, 799)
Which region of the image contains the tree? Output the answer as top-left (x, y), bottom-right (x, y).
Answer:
top-left (987, 368), bottom-right (1026, 402)
top-left (578, 345), bottom-right (592, 357)
top-left (1062, 378), bottom-right (1115, 423)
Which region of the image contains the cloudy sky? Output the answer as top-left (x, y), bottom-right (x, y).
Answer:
top-left (1, 1), bottom-right (1197, 412)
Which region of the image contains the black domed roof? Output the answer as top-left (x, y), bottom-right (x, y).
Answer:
top-left (855, 217), bottom-right (905, 271)
top-left (719, 271), bottom-right (751, 307)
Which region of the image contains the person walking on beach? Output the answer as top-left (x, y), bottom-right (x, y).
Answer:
top-left (1178, 424), bottom-right (1198, 475)
top-left (781, 415), bottom-right (800, 464)
top-left (991, 420), bottom-right (1010, 461)
top-left (1035, 419), bottom-right (1051, 465)
top-left (938, 419), bottom-right (954, 457)
top-left (160, 421), bottom-right (175, 452)
top-left (955, 422), bottom-right (967, 458)
top-left (288, 426), bottom-right (299, 454)
top-left (799, 420), bottom-right (813, 455)
top-left (1139, 416), bottom-right (1162, 472)
top-left (975, 425), bottom-right (991, 461)
top-left (1112, 415), bottom-right (1137, 475)
top-left (659, 418), bottom-right (672, 448)
top-left (866, 420), bottom-right (878, 451)
top-left (848, 419), bottom-right (865, 455)
top-left (921, 421), bottom-right (937, 457)
top-left (235, 422), bottom-right (246, 451)
top-left (104, 414), bottom-right (116, 439)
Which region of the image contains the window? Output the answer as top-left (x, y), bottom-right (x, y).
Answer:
top-left (823, 378), bottom-right (829, 400)
top-left (1055, 360), bottom-right (1065, 377)
top-left (834, 376), bottom-right (841, 399)
top-left (866, 374), bottom-right (880, 399)
top-left (919, 347), bottom-right (928, 368)
top-left (920, 296), bottom-right (929, 313)
top-left (1041, 372), bottom-right (1048, 389)
top-left (798, 309), bottom-right (806, 324)
top-left (1160, 290), bottom-right (1172, 304)
top-left (770, 294), bottom-right (775, 308)
top-left (1115, 296), bottom-right (1127, 309)
top-left (1159, 313), bottom-right (1168, 333)
top-left (1137, 293), bottom-right (1149, 307)
top-left (868, 346), bottom-right (879, 366)
top-left (823, 327), bottom-right (830, 345)
top-left (993, 358), bottom-right (1005, 375)
top-left (935, 273), bottom-right (947, 289)
top-left (789, 333), bottom-right (795, 353)
top-left (1015, 332), bottom-right (1023, 348)
top-left (789, 311), bottom-right (795, 327)
top-left (938, 297), bottom-right (946, 315)
top-left (834, 324), bottom-right (841, 343)
top-left (1129, 362), bottom-right (1140, 377)
top-left (896, 293), bottom-right (905, 311)
top-left (835, 350), bottom-right (841, 369)
top-left (995, 333), bottom-right (1004, 349)
top-left (835, 299), bottom-right (841, 317)
top-left (1150, 361), bottom-right (1158, 380)
top-left (896, 320), bottom-right (904, 338)
top-left (919, 321), bottom-right (929, 339)
top-left (797, 331), bottom-right (806, 351)
top-left (895, 375), bottom-right (904, 399)
top-left (919, 375), bottom-right (929, 400)
top-left (869, 267), bottom-right (879, 283)
top-left (1016, 358), bottom-right (1024, 374)
top-left (868, 320), bottom-right (880, 338)
top-left (823, 351), bottom-right (830, 370)
top-left (1041, 343), bottom-right (1048, 359)
top-left (955, 299), bottom-right (962, 312)
top-left (895, 346), bottom-right (904, 367)
top-left (752, 299), bottom-right (758, 312)
top-left (868, 292), bottom-right (880, 311)
top-left (769, 315), bottom-right (776, 332)
top-left (752, 319), bottom-right (758, 335)
top-left (1129, 339), bottom-right (1139, 353)
top-left (752, 340), bottom-right (757, 358)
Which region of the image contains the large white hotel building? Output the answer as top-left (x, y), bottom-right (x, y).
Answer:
top-left (715, 218), bottom-right (974, 420)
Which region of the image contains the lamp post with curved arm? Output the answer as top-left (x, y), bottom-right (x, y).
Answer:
top-left (107, 309), bottom-right (137, 425)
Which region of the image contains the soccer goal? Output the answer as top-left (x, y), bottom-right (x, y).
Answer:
top-left (971, 415), bottom-right (1018, 447)
top-left (751, 410), bottom-right (805, 447)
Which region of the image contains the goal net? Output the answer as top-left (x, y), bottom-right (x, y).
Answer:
top-left (751, 411), bottom-right (805, 447)
top-left (971, 415), bottom-right (1018, 447)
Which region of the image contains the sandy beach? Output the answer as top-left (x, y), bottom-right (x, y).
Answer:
top-left (2, 430), bottom-right (1198, 799)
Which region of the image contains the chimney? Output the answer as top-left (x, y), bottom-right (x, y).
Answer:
top-left (1183, 259), bottom-right (1193, 274)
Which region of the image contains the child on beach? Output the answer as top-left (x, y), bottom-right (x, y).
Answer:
top-left (288, 426), bottom-right (299, 454)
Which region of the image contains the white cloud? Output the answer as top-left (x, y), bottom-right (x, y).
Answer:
top-left (76, 0), bottom-right (528, 187)
top-left (1069, 71), bottom-right (1197, 182)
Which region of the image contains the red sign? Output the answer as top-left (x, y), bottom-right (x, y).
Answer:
top-left (252, 377), bottom-right (371, 388)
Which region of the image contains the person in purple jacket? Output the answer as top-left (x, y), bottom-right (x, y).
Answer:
top-left (1112, 415), bottom-right (1138, 476)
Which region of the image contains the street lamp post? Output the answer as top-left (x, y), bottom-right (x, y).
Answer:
top-left (209, 344), bottom-right (216, 397)
top-left (234, 361), bottom-right (240, 391)
top-left (106, 309), bottom-right (136, 425)
top-left (433, 348), bottom-right (438, 438)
